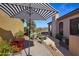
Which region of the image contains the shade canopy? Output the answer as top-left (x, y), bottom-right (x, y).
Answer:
top-left (0, 3), bottom-right (58, 20)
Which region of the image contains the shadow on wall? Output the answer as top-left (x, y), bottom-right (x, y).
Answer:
top-left (0, 28), bottom-right (14, 40)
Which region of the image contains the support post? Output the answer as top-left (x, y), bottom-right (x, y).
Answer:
top-left (27, 3), bottom-right (32, 56)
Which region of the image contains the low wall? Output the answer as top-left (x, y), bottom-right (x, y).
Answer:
top-left (43, 37), bottom-right (56, 47)
top-left (69, 35), bottom-right (79, 56)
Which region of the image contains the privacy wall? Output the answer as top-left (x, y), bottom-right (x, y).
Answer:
top-left (0, 10), bottom-right (24, 40)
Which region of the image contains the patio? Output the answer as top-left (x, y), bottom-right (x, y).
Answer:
top-left (0, 3), bottom-right (58, 56)
top-left (12, 38), bottom-right (53, 56)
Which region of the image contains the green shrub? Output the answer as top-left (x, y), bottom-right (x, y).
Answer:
top-left (0, 40), bottom-right (12, 56)
top-left (37, 34), bottom-right (46, 41)
top-left (42, 37), bottom-right (46, 40)
top-left (24, 27), bottom-right (28, 33)
top-left (59, 31), bottom-right (63, 35)
top-left (55, 33), bottom-right (63, 41)
top-left (15, 31), bottom-right (24, 38)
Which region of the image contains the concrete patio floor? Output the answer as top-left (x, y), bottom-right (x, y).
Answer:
top-left (12, 36), bottom-right (53, 56)
top-left (11, 36), bottom-right (71, 56)
top-left (12, 40), bottom-right (53, 56)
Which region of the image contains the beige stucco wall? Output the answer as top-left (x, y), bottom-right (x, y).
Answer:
top-left (63, 13), bottom-right (79, 38)
top-left (51, 10), bottom-right (79, 55)
top-left (52, 12), bottom-right (79, 39)
top-left (0, 9), bottom-right (24, 40)
top-left (52, 12), bottom-right (79, 56)
top-left (69, 35), bottom-right (79, 56)
top-left (63, 13), bottom-right (79, 56)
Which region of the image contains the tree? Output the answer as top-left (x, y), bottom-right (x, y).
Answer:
top-left (25, 20), bottom-right (36, 33)
top-left (30, 20), bottom-right (36, 33)
top-left (24, 27), bottom-right (28, 33)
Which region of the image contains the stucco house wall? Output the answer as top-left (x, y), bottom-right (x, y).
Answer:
top-left (62, 12), bottom-right (79, 56)
top-left (63, 13), bottom-right (79, 38)
top-left (51, 9), bottom-right (79, 56)
top-left (69, 35), bottom-right (79, 56)
top-left (0, 9), bottom-right (24, 40)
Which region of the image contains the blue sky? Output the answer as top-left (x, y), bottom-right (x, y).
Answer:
top-left (24, 3), bottom-right (79, 28)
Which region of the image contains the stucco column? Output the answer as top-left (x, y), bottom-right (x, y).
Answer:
top-left (51, 13), bottom-right (59, 38)
top-left (55, 13), bottom-right (59, 20)
top-left (63, 18), bottom-right (70, 38)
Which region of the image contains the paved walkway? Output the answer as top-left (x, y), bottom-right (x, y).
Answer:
top-left (11, 36), bottom-right (71, 56)
top-left (29, 40), bottom-right (52, 56)
top-left (12, 40), bottom-right (52, 56)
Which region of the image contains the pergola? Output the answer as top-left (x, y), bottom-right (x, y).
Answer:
top-left (0, 3), bottom-right (58, 56)
top-left (0, 3), bottom-right (58, 20)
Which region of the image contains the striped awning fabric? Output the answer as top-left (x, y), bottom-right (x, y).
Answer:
top-left (0, 3), bottom-right (58, 20)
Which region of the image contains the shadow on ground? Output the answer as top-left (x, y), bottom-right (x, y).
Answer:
top-left (56, 46), bottom-right (72, 56)
top-left (45, 36), bottom-right (72, 56)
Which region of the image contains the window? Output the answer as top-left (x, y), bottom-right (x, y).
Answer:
top-left (59, 22), bottom-right (63, 35)
top-left (70, 17), bottom-right (79, 35)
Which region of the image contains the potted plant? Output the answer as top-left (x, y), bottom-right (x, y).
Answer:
top-left (15, 31), bottom-right (24, 38)
top-left (10, 39), bottom-right (24, 53)
top-left (15, 31), bottom-right (25, 41)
